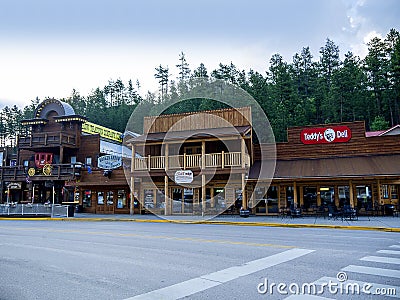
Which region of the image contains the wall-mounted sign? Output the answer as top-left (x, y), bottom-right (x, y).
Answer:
top-left (98, 155), bottom-right (122, 169)
top-left (8, 182), bottom-right (21, 189)
top-left (82, 121), bottom-right (123, 143)
top-left (301, 126), bottom-right (352, 144)
top-left (174, 170), bottom-right (193, 184)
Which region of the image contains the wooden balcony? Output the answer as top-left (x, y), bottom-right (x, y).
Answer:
top-left (0, 164), bottom-right (82, 181)
top-left (18, 132), bottom-right (78, 149)
top-left (133, 152), bottom-right (250, 171)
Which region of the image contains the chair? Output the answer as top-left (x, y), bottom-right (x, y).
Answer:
top-left (327, 205), bottom-right (340, 220)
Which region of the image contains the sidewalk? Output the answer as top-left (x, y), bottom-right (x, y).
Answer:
top-left (66, 213), bottom-right (400, 232)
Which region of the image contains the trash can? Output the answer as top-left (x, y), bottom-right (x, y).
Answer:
top-left (67, 205), bottom-right (75, 217)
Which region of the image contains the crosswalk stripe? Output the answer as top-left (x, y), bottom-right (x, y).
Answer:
top-left (361, 256), bottom-right (400, 265)
top-left (313, 277), bottom-right (400, 299)
top-left (284, 295), bottom-right (335, 300)
top-left (389, 245), bottom-right (400, 249)
top-left (377, 250), bottom-right (400, 255)
top-left (124, 248), bottom-right (314, 300)
top-left (342, 264), bottom-right (400, 278)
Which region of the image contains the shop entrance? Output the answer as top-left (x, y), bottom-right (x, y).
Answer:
top-left (171, 188), bottom-right (194, 214)
top-left (96, 191), bottom-right (115, 214)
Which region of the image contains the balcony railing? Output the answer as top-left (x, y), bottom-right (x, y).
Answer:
top-left (133, 152), bottom-right (250, 171)
top-left (0, 164), bottom-right (82, 181)
top-left (18, 132), bottom-right (78, 148)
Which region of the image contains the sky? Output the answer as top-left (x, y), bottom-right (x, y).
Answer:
top-left (0, 0), bottom-right (399, 108)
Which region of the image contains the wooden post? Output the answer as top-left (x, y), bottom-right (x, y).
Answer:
top-left (202, 174), bottom-right (206, 215)
top-left (148, 155), bottom-right (151, 171)
top-left (349, 180), bottom-right (354, 207)
top-left (131, 145), bottom-right (135, 172)
top-left (183, 153), bottom-right (186, 170)
top-left (201, 141), bottom-right (205, 169)
top-left (299, 186), bottom-right (304, 207)
top-left (241, 173), bottom-right (247, 209)
top-left (334, 185), bottom-right (339, 207)
top-left (241, 138), bottom-right (246, 168)
top-left (377, 179), bottom-right (382, 205)
top-left (221, 151), bottom-right (225, 169)
top-left (317, 185), bottom-right (321, 207)
top-left (165, 176), bottom-right (169, 215)
top-left (130, 176), bottom-right (134, 215)
top-left (165, 144), bottom-right (169, 171)
top-left (60, 146), bottom-right (64, 164)
top-left (293, 182), bottom-right (298, 208)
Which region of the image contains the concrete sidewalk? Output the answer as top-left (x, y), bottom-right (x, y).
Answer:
top-left (63, 213), bottom-right (400, 232)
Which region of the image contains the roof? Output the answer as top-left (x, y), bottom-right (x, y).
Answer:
top-left (249, 154), bottom-right (400, 180)
top-left (128, 125), bottom-right (252, 144)
top-left (34, 99), bottom-right (76, 118)
top-left (365, 124), bottom-right (400, 137)
top-left (365, 130), bottom-right (384, 137)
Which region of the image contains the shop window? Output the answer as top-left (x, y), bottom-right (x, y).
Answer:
top-left (214, 188), bottom-right (225, 209)
top-left (382, 185), bottom-right (389, 199)
top-left (267, 186), bottom-right (278, 213)
top-left (286, 186), bottom-right (294, 208)
top-left (144, 189), bottom-right (154, 209)
top-left (303, 187), bottom-right (317, 209)
top-left (320, 187), bottom-right (334, 206)
top-left (338, 186), bottom-right (350, 207)
top-left (391, 185), bottom-right (398, 199)
top-left (156, 189), bottom-right (165, 209)
top-left (117, 190), bottom-right (126, 209)
top-left (184, 188), bottom-right (194, 212)
top-left (71, 156), bottom-right (77, 164)
top-left (86, 157), bottom-right (92, 166)
top-left (172, 188), bottom-right (182, 213)
top-left (235, 188), bottom-right (242, 210)
top-left (97, 191), bottom-right (104, 205)
top-left (356, 185), bottom-right (372, 209)
top-left (83, 190), bottom-right (92, 207)
top-left (106, 191), bottom-right (114, 206)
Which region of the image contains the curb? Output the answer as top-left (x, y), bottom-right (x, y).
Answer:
top-left (1, 217), bottom-right (399, 232)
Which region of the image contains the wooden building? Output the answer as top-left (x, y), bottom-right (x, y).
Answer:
top-left (1, 99), bottom-right (399, 216)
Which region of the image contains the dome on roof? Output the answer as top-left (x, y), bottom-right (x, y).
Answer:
top-left (34, 99), bottom-right (76, 119)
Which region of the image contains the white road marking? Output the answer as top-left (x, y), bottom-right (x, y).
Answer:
top-left (390, 245), bottom-right (400, 249)
top-left (125, 248), bottom-right (314, 300)
top-left (378, 250), bottom-right (400, 255)
top-left (361, 256), bottom-right (400, 265)
top-left (313, 276), bottom-right (400, 299)
top-left (342, 264), bottom-right (400, 278)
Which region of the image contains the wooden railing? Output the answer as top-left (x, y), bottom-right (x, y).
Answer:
top-left (133, 152), bottom-right (250, 171)
top-left (0, 164), bottom-right (82, 181)
top-left (18, 132), bottom-right (78, 148)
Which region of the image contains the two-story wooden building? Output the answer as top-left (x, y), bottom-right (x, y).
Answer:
top-left (1, 99), bottom-right (399, 216)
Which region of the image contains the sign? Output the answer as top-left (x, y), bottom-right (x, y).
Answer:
top-left (8, 182), bottom-right (21, 189)
top-left (82, 121), bottom-right (123, 143)
top-left (300, 126), bottom-right (351, 144)
top-left (174, 170), bottom-right (193, 184)
top-left (98, 155), bottom-right (122, 169)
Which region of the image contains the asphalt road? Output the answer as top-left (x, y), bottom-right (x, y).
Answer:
top-left (0, 220), bottom-right (399, 300)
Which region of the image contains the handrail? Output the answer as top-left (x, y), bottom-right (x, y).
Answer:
top-left (133, 152), bottom-right (247, 171)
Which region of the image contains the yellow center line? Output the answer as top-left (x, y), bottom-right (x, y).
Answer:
top-left (0, 226), bottom-right (294, 249)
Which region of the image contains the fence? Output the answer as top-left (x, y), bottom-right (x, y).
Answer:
top-left (0, 203), bottom-right (73, 217)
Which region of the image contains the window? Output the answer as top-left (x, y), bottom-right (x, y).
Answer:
top-left (382, 185), bottom-right (389, 199)
top-left (97, 191), bottom-right (104, 205)
top-left (107, 191), bottom-right (114, 206)
top-left (70, 156), bottom-right (77, 164)
top-left (267, 186), bottom-right (278, 213)
top-left (156, 189), bottom-right (165, 209)
top-left (144, 189), bottom-right (154, 209)
top-left (83, 190), bottom-right (92, 207)
top-left (117, 190), bottom-right (126, 208)
top-left (23, 160), bottom-right (29, 167)
top-left (214, 188), bottom-right (225, 209)
top-left (391, 185), bottom-right (398, 199)
top-left (86, 157), bottom-right (92, 166)
top-left (303, 187), bottom-right (317, 209)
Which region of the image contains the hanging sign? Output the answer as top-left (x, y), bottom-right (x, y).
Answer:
top-left (174, 170), bottom-right (193, 184)
top-left (98, 155), bottom-right (122, 169)
top-left (300, 126), bottom-right (352, 144)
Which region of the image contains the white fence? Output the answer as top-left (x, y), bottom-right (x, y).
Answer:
top-left (0, 203), bottom-right (73, 217)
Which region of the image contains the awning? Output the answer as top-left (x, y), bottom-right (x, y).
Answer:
top-left (249, 154), bottom-right (400, 180)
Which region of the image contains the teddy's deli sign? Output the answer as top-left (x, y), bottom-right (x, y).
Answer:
top-left (300, 126), bottom-right (352, 144)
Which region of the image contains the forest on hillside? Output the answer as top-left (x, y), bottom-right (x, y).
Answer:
top-left (1, 28), bottom-right (399, 145)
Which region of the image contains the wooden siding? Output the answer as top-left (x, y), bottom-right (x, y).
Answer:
top-left (253, 121), bottom-right (400, 160)
top-left (143, 107), bottom-right (252, 134)
top-left (77, 135), bottom-right (100, 167)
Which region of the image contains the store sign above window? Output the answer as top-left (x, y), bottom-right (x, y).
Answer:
top-left (300, 126), bottom-right (352, 144)
top-left (98, 155), bottom-right (122, 169)
top-left (174, 170), bottom-right (193, 184)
